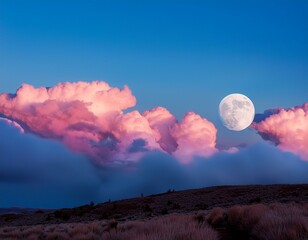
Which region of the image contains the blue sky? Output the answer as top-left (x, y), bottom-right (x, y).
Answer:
top-left (1, 0), bottom-right (307, 147)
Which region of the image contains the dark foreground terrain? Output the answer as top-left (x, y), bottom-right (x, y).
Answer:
top-left (0, 184), bottom-right (307, 239)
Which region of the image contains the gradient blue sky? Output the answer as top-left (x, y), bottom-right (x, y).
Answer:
top-left (1, 0), bottom-right (307, 147)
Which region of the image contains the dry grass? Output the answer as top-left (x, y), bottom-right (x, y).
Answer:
top-left (0, 203), bottom-right (306, 240)
top-left (207, 203), bottom-right (308, 240)
top-left (207, 207), bottom-right (225, 227)
top-left (251, 204), bottom-right (308, 240)
top-left (0, 214), bottom-right (218, 240)
top-left (112, 214), bottom-right (218, 240)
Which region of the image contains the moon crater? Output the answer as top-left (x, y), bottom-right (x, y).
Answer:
top-left (219, 94), bottom-right (255, 131)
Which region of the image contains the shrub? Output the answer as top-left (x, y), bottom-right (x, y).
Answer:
top-left (54, 210), bottom-right (70, 221)
top-left (208, 203), bottom-right (308, 240)
top-left (249, 196), bottom-right (261, 203)
top-left (193, 211), bottom-right (205, 224)
top-left (207, 207), bottom-right (225, 227)
top-left (161, 208), bottom-right (168, 215)
top-left (112, 202), bottom-right (117, 211)
top-left (251, 204), bottom-right (308, 240)
top-left (143, 204), bottom-right (152, 213)
top-left (172, 203), bottom-right (181, 210)
top-left (46, 232), bottom-right (70, 240)
top-left (195, 203), bottom-right (208, 210)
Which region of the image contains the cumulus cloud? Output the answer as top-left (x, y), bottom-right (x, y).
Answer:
top-left (252, 103), bottom-right (308, 161)
top-left (143, 107), bottom-right (177, 154)
top-left (0, 81), bottom-right (217, 164)
top-left (170, 112), bottom-right (217, 163)
top-left (1, 120), bottom-right (307, 208)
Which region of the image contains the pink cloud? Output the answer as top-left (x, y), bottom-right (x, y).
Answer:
top-left (252, 103), bottom-right (308, 161)
top-left (143, 107), bottom-right (177, 154)
top-left (170, 112), bottom-right (217, 163)
top-left (0, 81), bottom-right (218, 164)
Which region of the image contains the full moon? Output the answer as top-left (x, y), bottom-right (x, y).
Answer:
top-left (219, 93), bottom-right (255, 131)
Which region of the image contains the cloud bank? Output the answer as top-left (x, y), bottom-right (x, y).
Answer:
top-left (1, 81), bottom-right (308, 208)
top-left (0, 81), bottom-right (217, 164)
top-left (1, 120), bottom-right (307, 208)
top-left (0, 119), bottom-right (102, 208)
top-left (252, 103), bottom-right (308, 161)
